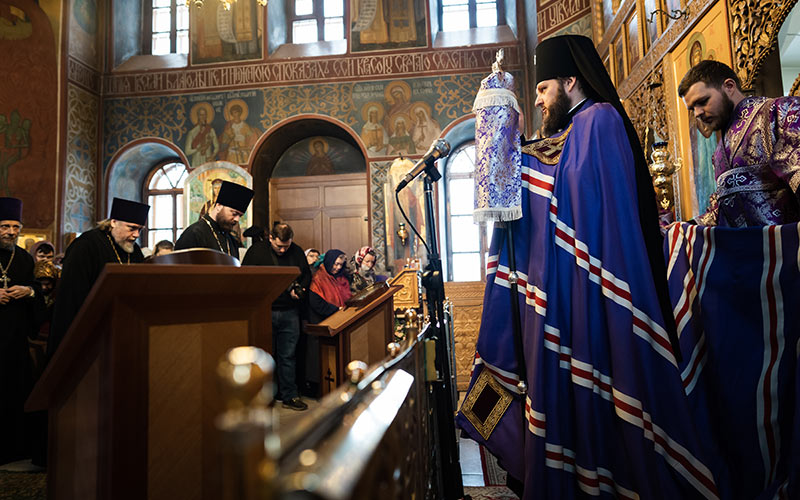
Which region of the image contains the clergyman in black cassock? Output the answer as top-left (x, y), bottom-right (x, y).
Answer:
top-left (0, 197), bottom-right (39, 464)
top-left (175, 181), bottom-right (254, 257)
top-left (47, 198), bottom-right (149, 357)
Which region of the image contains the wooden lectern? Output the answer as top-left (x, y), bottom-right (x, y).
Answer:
top-left (26, 264), bottom-right (298, 500)
top-left (306, 284), bottom-right (402, 395)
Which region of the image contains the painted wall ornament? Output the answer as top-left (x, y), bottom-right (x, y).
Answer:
top-left (0, 0), bottom-right (58, 229)
top-left (0, 111), bottom-right (31, 196)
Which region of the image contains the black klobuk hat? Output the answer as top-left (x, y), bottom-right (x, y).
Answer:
top-left (109, 197), bottom-right (150, 225)
top-left (215, 181), bottom-right (254, 213)
top-left (0, 197), bottom-right (22, 222)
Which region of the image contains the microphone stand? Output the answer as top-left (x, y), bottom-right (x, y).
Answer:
top-left (419, 166), bottom-right (464, 500)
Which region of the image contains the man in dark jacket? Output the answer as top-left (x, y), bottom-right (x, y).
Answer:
top-left (242, 222), bottom-right (311, 410)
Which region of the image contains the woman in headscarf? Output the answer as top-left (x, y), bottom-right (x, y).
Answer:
top-left (308, 249), bottom-right (351, 322)
top-left (349, 246), bottom-right (386, 293)
top-left (305, 248), bottom-right (320, 268)
top-left (29, 241), bottom-right (55, 263)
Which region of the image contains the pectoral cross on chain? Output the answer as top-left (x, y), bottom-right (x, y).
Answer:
top-left (1, 273), bottom-right (9, 289)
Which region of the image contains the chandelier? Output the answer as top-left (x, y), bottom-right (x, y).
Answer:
top-left (186, 0), bottom-right (268, 10)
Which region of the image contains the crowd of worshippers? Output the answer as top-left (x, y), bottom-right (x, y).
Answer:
top-left (0, 181), bottom-right (392, 466)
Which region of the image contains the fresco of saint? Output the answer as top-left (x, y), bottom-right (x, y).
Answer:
top-left (360, 103), bottom-right (388, 155)
top-left (218, 100), bottom-right (260, 165)
top-left (184, 102), bottom-right (219, 167)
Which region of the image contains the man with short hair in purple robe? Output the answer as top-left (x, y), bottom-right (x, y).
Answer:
top-left (679, 60), bottom-right (800, 227)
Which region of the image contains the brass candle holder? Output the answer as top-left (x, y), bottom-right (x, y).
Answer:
top-left (396, 222), bottom-right (409, 246)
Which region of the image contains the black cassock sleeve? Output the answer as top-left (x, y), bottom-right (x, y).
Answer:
top-left (48, 233), bottom-right (102, 356)
top-left (174, 222), bottom-right (206, 251)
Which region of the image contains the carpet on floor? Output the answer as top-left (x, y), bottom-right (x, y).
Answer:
top-left (464, 485), bottom-right (519, 499)
top-left (0, 471), bottom-right (46, 500)
top-left (479, 444), bottom-right (508, 487)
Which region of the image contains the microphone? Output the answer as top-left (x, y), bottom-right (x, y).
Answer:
top-left (395, 139), bottom-right (451, 192)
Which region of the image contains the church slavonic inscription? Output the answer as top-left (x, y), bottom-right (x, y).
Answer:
top-left (103, 47), bottom-right (520, 97)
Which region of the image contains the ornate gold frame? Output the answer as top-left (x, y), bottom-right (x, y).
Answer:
top-left (460, 368), bottom-right (514, 441)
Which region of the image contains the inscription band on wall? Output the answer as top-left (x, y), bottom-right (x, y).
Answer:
top-left (103, 46), bottom-right (521, 96)
top-left (537, 0), bottom-right (591, 40)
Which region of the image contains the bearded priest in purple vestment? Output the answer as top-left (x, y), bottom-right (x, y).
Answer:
top-left (680, 60), bottom-right (800, 227)
top-left (456, 35), bottom-right (734, 500)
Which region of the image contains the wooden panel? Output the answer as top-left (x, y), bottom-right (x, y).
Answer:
top-left (147, 321), bottom-right (249, 500)
top-left (444, 281), bottom-right (486, 391)
top-left (279, 215), bottom-right (322, 251)
top-left (329, 215), bottom-right (368, 254)
top-left (323, 184), bottom-right (368, 207)
top-left (75, 359), bottom-right (100, 500)
top-left (51, 357), bottom-right (100, 500)
top-left (270, 173), bottom-right (368, 253)
top-left (272, 187), bottom-right (320, 210)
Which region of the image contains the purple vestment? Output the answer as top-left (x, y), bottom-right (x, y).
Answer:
top-left (696, 96), bottom-right (800, 227)
top-left (457, 101), bottom-right (722, 499)
top-left (665, 222), bottom-right (800, 499)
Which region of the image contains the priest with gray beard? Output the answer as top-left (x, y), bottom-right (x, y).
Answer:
top-left (47, 198), bottom-right (149, 357)
top-left (0, 197), bottom-right (38, 465)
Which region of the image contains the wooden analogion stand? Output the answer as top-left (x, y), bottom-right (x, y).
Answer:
top-left (306, 284), bottom-right (402, 395)
top-left (26, 263), bottom-right (298, 500)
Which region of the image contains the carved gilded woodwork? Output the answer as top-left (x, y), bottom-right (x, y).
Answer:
top-left (791, 73), bottom-right (800, 96)
top-left (444, 281), bottom-right (486, 391)
top-left (729, 0), bottom-right (800, 90)
top-left (622, 64), bottom-right (670, 149)
top-left (390, 269), bottom-right (422, 310)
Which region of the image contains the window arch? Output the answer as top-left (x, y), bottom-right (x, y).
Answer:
top-left (145, 0), bottom-right (189, 55)
top-left (144, 162), bottom-right (188, 247)
top-left (440, 0), bottom-right (504, 32)
top-left (442, 141), bottom-right (492, 281)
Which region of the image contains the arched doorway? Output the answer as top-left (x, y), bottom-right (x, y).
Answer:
top-left (251, 117), bottom-right (369, 254)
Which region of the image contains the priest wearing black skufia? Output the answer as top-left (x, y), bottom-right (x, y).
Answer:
top-left (47, 198), bottom-right (149, 357)
top-left (175, 181), bottom-right (254, 258)
top-left (0, 197), bottom-right (39, 465)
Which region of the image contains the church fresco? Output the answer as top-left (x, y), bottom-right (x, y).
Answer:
top-left (273, 136), bottom-right (365, 177)
top-left (350, 0), bottom-right (426, 52)
top-left (69, 0), bottom-right (99, 69)
top-left (103, 73), bottom-right (490, 170)
top-left (190, 0), bottom-right (263, 65)
top-left (0, 0), bottom-right (58, 229)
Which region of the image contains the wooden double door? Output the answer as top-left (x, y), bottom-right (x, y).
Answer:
top-left (269, 173), bottom-right (369, 255)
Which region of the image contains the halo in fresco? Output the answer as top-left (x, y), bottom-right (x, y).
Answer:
top-left (384, 81), bottom-right (412, 104)
top-left (223, 99), bottom-right (249, 121)
top-left (189, 102), bottom-right (215, 126)
top-left (308, 137), bottom-right (330, 154)
top-left (361, 101), bottom-right (386, 122)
